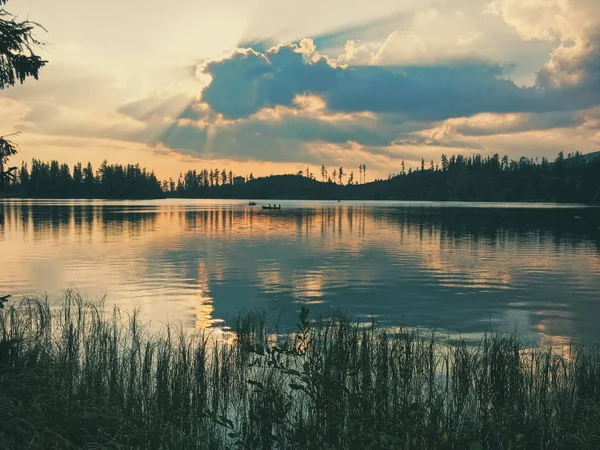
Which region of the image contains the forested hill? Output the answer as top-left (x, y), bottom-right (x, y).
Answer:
top-left (3, 152), bottom-right (600, 204)
top-left (169, 152), bottom-right (600, 204)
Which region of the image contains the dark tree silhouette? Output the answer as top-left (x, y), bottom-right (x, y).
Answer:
top-left (8, 159), bottom-right (162, 198)
top-left (0, 132), bottom-right (18, 190)
top-left (0, 0), bottom-right (46, 89)
top-left (4, 152), bottom-right (600, 203)
top-left (0, 0), bottom-right (47, 190)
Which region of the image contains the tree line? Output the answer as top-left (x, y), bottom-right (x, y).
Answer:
top-left (293, 164), bottom-right (369, 185)
top-left (165, 168), bottom-right (252, 196)
top-left (5, 159), bottom-right (163, 199)
top-left (4, 161), bottom-right (261, 199)
top-left (375, 151), bottom-right (600, 203)
top-left (2, 151), bottom-right (599, 203)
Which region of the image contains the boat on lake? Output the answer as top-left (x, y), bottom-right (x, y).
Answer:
top-left (262, 205), bottom-right (281, 210)
top-left (248, 201), bottom-right (257, 206)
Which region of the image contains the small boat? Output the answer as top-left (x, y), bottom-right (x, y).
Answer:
top-left (262, 205), bottom-right (281, 210)
top-left (248, 201), bottom-right (257, 206)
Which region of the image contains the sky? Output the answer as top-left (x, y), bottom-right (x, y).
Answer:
top-left (2, 0), bottom-right (600, 181)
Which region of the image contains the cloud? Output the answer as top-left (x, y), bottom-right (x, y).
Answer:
top-left (371, 31), bottom-right (427, 64)
top-left (119, 92), bottom-right (195, 122)
top-left (536, 32), bottom-right (600, 93)
top-left (337, 40), bottom-right (380, 65)
top-left (144, 96), bottom-right (425, 163)
top-left (434, 111), bottom-right (586, 137)
top-left (409, 114), bottom-right (600, 156)
top-left (457, 31), bottom-right (481, 46)
top-left (199, 41), bottom-right (557, 122)
top-left (9, 0), bottom-right (599, 178)
top-left (117, 93), bottom-right (599, 170)
top-left (0, 98), bottom-right (31, 133)
top-left (194, 1), bottom-right (600, 133)
top-left (199, 48), bottom-right (301, 119)
top-left (1, 60), bottom-right (148, 110)
top-left (490, 0), bottom-right (600, 110)
top-left (336, 30), bottom-right (427, 66)
top-left (491, 0), bottom-right (599, 41)
top-left (109, 22), bottom-right (599, 168)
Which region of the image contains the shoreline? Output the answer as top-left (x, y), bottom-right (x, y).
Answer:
top-left (1, 196), bottom-right (598, 207)
top-left (2, 296), bottom-right (600, 449)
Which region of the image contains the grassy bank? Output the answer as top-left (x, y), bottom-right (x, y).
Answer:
top-left (1, 295), bottom-right (600, 449)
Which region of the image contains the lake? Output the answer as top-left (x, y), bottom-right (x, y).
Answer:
top-left (1, 199), bottom-right (599, 346)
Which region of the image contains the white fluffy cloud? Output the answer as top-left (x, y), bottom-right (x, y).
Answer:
top-left (337, 40), bottom-right (380, 65)
top-left (490, 0), bottom-right (600, 99)
top-left (536, 32), bottom-right (600, 89)
top-left (490, 0), bottom-right (599, 41)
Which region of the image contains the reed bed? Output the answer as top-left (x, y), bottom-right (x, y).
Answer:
top-left (1, 294), bottom-right (600, 449)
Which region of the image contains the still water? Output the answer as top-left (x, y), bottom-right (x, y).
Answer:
top-left (1, 199), bottom-right (599, 345)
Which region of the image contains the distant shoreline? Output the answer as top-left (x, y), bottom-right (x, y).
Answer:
top-left (4, 152), bottom-right (600, 204)
top-left (1, 194), bottom-right (598, 207)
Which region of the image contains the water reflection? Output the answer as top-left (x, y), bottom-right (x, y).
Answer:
top-left (1, 199), bottom-right (599, 346)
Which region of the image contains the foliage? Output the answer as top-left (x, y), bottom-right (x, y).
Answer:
top-left (161, 151), bottom-right (600, 203)
top-left (376, 151), bottom-right (600, 204)
top-left (0, 294), bottom-right (9, 308)
top-left (2, 296), bottom-right (600, 449)
top-left (0, 133), bottom-right (18, 190)
top-left (5, 159), bottom-right (163, 199)
top-left (4, 151), bottom-right (600, 202)
top-left (0, 0), bottom-right (47, 90)
top-left (0, 0), bottom-right (46, 190)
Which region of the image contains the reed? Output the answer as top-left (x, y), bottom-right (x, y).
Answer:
top-left (1, 294), bottom-right (599, 449)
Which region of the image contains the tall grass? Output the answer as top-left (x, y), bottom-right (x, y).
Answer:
top-left (1, 294), bottom-right (600, 449)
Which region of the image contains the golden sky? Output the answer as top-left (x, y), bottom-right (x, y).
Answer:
top-left (2, 0), bottom-right (600, 181)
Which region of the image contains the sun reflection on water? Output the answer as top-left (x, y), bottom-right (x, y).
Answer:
top-left (1, 199), bottom-right (599, 346)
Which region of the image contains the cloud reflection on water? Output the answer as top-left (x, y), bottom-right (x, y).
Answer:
top-left (1, 199), bottom-right (599, 347)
